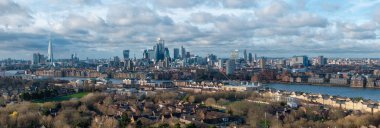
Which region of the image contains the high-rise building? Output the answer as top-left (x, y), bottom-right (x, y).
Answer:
top-left (316, 56), bottom-right (327, 66)
top-left (248, 53), bottom-right (253, 63)
top-left (147, 49), bottom-right (155, 61)
top-left (230, 50), bottom-right (239, 61)
top-left (173, 48), bottom-right (180, 59)
top-left (259, 57), bottom-right (266, 68)
top-left (154, 38), bottom-right (166, 62)
top-left (164, 47), bottom-right (170, 59)
top-left (181, 46), bottom-right (186, 59)
top-left (226, 59), bottom-right (235, 75)
top-left (254, 53), bottom-right (257, 62)
top-left (123, 50), bottom-right (130, 60)
top-left (32, 53), bottom-right (45, 65)
top-left (47, 34), bottom-right (54, 65)
top-left (290, 56), bottom-right (309, 67)
top-left (186, 52), bottom-right (191, 58)
top-left (243, 49), bottom-right (247, 61)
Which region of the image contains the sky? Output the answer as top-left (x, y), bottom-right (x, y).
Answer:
top-left (0, 0), bottom-right (379, 59)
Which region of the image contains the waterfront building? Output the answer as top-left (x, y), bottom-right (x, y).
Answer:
top-left (296, 76), bottom-right (308, 83)
top-left (366, 76), bottom-right (376, 88)
top-left (375, 80), bottom-right (380, 88)
top-left (308, 76), bottom-right (326, 84)
top-left (374, 70), bottom-right (380, 76)
top-left (329, 78), bottom-right (350, 86)
top-left (351, 75), bottom-right (366, 88)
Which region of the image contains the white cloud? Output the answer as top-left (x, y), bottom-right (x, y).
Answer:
top-left (1, 0), bottom-right (380, 59)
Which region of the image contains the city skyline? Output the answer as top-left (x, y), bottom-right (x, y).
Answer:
top-left (0, 0), bottom-right (380, 59)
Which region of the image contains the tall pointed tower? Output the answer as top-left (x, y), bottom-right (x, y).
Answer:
top-left (48, 34), bottom-right (54, 65)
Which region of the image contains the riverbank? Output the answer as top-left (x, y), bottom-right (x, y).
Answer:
top-left (267, 81), bottom-right (380, 90)
top-left (265, 83), bottom-right (380, 101)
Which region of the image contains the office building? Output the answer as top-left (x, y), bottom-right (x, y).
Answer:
top-left (230, 50), bottom-right (239, 61)
top-left (248, 53), bottom-right (253, 63)
top-left (173, 48), bottom-right (180, 59)
top-left (316, 56), bottom-right (327, 66)
top-left (181, 46), bottom-right (186, 59)
top-left (243, 49), bottom-right (247, 61)
top-left (123, 50), bottom-right (130, 60)
top-left (226, 59), bottom-right (235, 75)
top-left (259, 57), bottom-right (266, 68)
top-left (32, 53), bottom-right (46, 65)
top-left (290, 56), bottom-right (309, 67)
top-left (164, 47), bottom-right (170, 59)
top-left (47, 34), bottom-right (54, 65)
top-left (154, 38), bottom-right (166, 62)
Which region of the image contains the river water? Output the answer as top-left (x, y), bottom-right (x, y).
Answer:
top-left (53, 77), bottom-right (380, 101)
top-left (265, 83), bottom-right (380, 101)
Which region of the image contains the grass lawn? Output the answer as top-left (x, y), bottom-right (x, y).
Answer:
top-left (33, 92), bottom-right (89, 103)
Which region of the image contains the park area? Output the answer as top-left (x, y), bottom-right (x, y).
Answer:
top-left (33, 92), bottom-right (89, 103)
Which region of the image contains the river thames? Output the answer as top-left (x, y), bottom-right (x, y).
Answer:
top-left (54, 77), bottom-right (380, 101)
top-left (265, 83), bottom-right (380, 101)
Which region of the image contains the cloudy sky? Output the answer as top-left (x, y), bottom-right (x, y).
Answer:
top-left (0, 0), bottom-right (379, 59)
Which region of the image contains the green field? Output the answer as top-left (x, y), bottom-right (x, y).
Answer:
top-left (33, 92), bottom-right (89, 103)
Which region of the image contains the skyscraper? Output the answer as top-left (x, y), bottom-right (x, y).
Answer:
top-left (226, 59), bottom-right (235, 75)
top-left (315, 56), bottom-right (327, 66)
top-left (154, 38), bottom-right (165, 62)
top-left (173, 48), bottom-right (180, 59)
top-left (181, 46), bottom-right (186, 59)
top-left (123, 50), bottom-right (130, 60)
top-left (259, 57), bottom-right (266, 68)
top-left (290, 55), bottom-right (309, 67)
top-left (230, 50), bottom-right (239, 61)
top-left (164, 47), bottom-right (170, 59)
top-left (248, 53), bottom-right (253, 63)
top-left (47, 34), bottom-right (53, 65)
top-left (32, 53), bottom-right (45, 65)
top-left (243, 49), bottom-right (247, 61)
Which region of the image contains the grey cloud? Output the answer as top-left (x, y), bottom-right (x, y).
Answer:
top-left (107, 5), bottom-right (173, 26)
top-left (221, 0), bottom-right (257, 8)
top-left (151, 0), bottom-right (203, 8)
top-left (0, 0), bottom-right (32, 27)
top-left (375, 9), bottom-right (380, 22)
top-left (189, 12), bottom-right (214, 24)
top-left (74, 0), bottom-right (102, 5)
top-left (344, 31), bottom-right (376, 40)
top-left (277, 12), bottom-right (328, 28)
top-left (256, 1), bottom-right (289, 18)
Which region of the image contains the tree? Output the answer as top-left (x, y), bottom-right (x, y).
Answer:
top-left (188, 96), bottom-right (196, 103)
top-left (185, 123), bottom-right (196, 128)
top-left (205, 98), bottom-right (216, 106)
top-left (103, 96), bottom-right (113, 106)
top-left (118, 113), bottom-right (129, 128)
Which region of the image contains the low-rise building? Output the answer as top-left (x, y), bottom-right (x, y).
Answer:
top-left (351, 75), bottom-right (366, 88)
top-left (329, 78), bottom-right (350, 86)
top-left (308, 77), bottom-right (325, 84)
